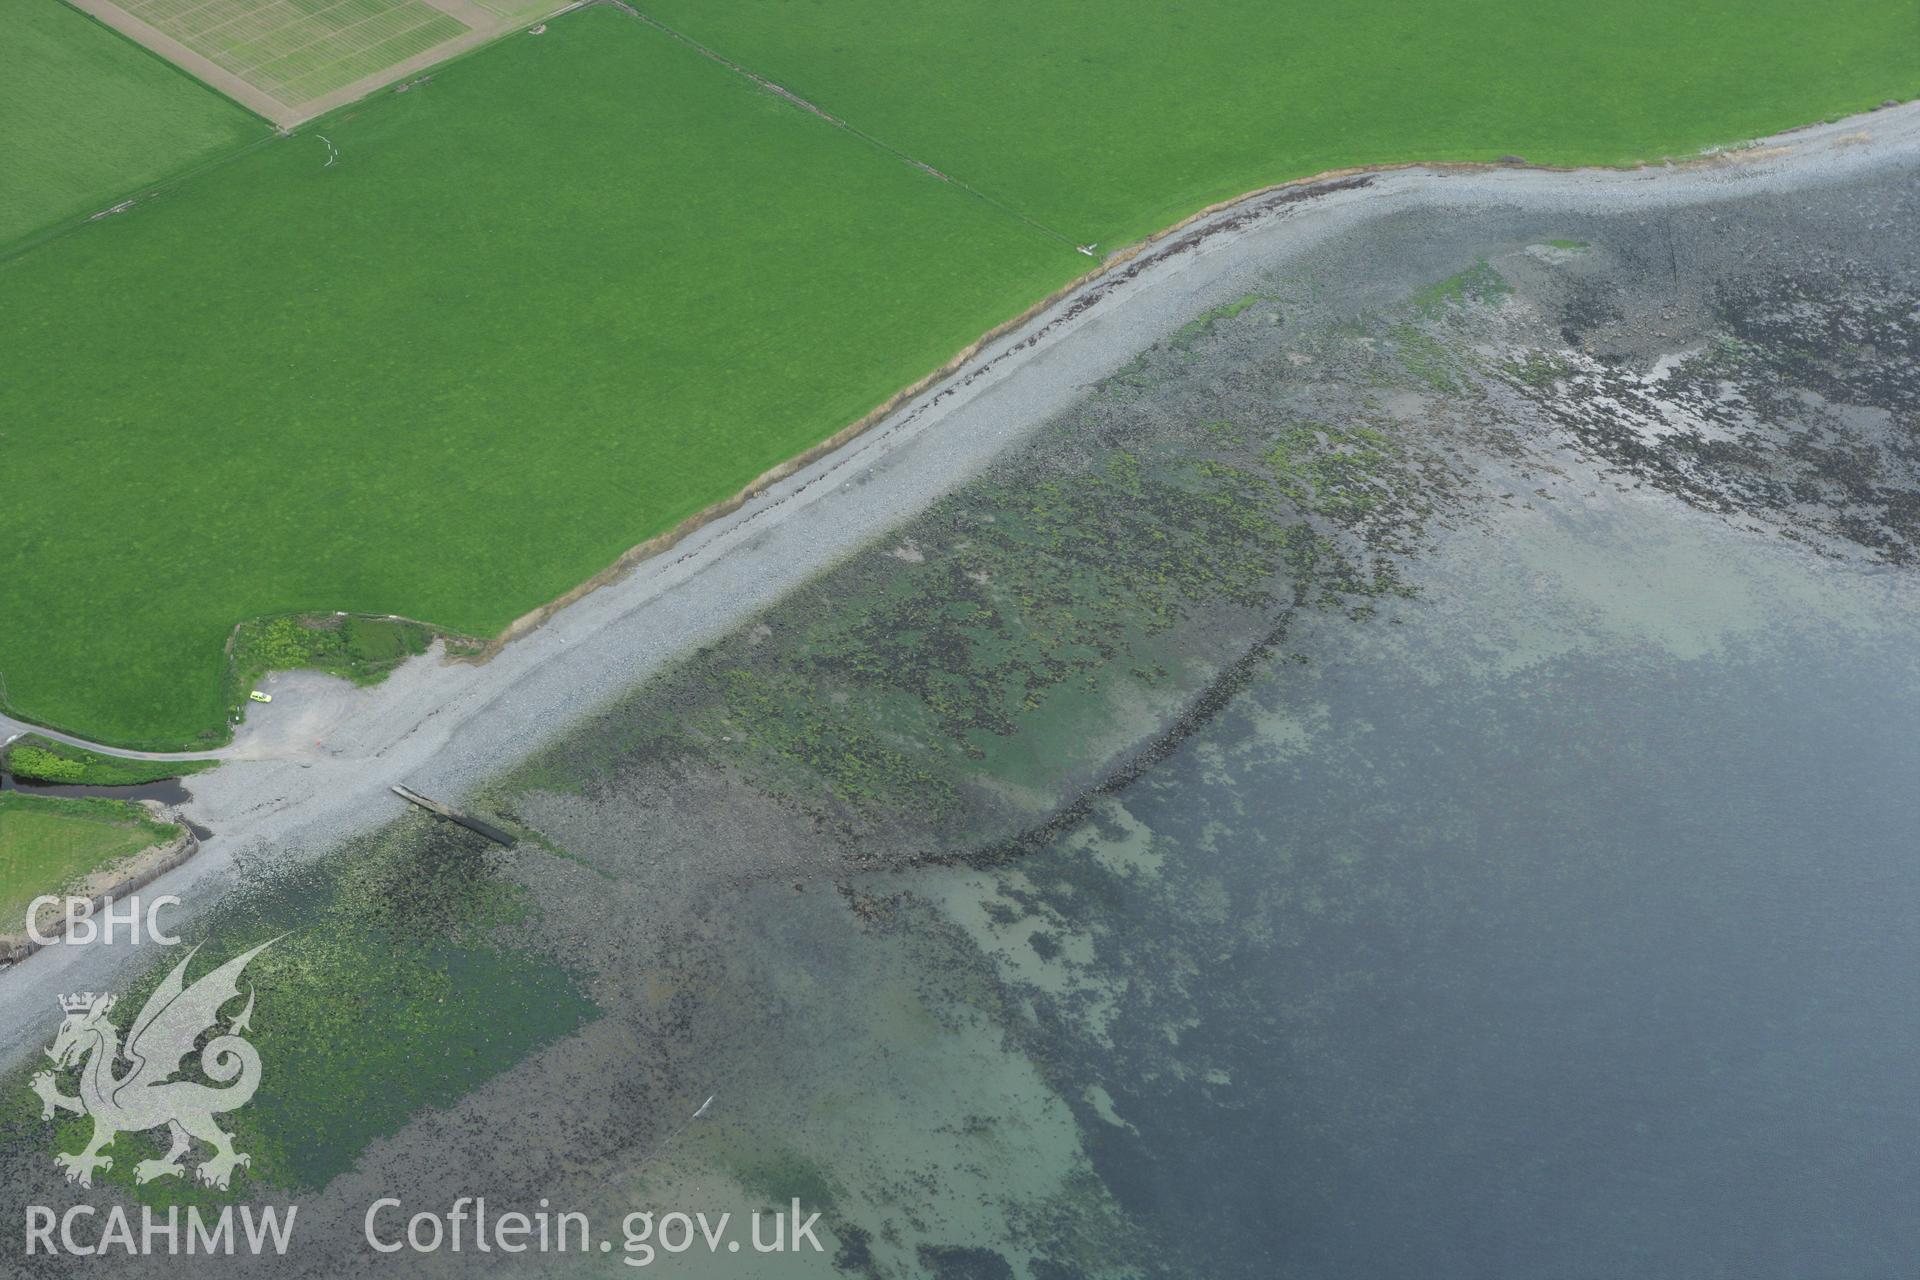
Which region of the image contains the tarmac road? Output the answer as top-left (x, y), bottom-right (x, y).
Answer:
top-left (0, 714), bottom-right (240, 761)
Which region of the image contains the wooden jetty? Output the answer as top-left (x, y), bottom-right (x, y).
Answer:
top-left (390, 784), bottom-right (516, 847)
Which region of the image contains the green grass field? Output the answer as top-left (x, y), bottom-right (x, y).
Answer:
top-left (1, 1), bottom-right (1914, 747)
top-left (0, 794), bottom-right (180, 929)
top-left (1, 0), bottom-right (266, 250)
top-left (0, 7), bottom-right (1072, 747)
top-left (637, 0), bottom-right (1920, 247)
top-left (117, 0), bottom-right (469, 105)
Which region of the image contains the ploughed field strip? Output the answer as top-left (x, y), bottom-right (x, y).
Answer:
top-left (117, 0), bottom-right (468, 105)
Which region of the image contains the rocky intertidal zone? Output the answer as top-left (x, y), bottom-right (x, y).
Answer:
top-left (799, 174), bottom-right (1920, 1278)
top-left (496, 287), bottom-right (1479, 887)
top-left (471, 169), bottom-right (1920, 1275)
top-left (499, 162), bottom-right (1920, 897)
top-left (1492, 274), bottom-right (1919, 561)
top-left (1467, 176), bottom-right (1919, 566)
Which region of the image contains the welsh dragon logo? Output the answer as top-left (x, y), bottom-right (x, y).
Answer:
top-left (30, 940), bottom-right (277, 1190)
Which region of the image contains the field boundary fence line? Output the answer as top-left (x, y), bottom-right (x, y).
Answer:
top-left (597, 0), bottom-right (1084, 254)
top-left (0, 123), bottom-right (288, 260)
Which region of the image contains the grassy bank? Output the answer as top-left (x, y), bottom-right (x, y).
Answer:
top-left (0, 793), bottom-right (181, 928)
top-left (225, 612), bottom-right (437, 710)
top-left (2, 0), bottom-right (266, 251)
top-left (3, 736), bottom-right (216, 787)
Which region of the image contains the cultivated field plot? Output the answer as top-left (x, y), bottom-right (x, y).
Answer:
top-left (115, 0), bottom-right (468, 105)
top-left (1, 0), bottom-right (264, 249)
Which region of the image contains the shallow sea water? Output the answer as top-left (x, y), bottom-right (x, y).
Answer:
top-left (470, 169), bottom-right (1920, 1278)
top-left (565, 468), bottom-right (1920, 1278)
top-left (946, 499), bottom-right (1920, 1277)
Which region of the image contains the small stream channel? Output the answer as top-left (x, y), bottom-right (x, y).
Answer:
top-left (0, 769), bottom-right (210, 838)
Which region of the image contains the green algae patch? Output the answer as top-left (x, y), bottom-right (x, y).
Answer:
top-left (1412, 260), bottom-right (1512, 313)
top-left (2, 813), bottom-right (595, 1204)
